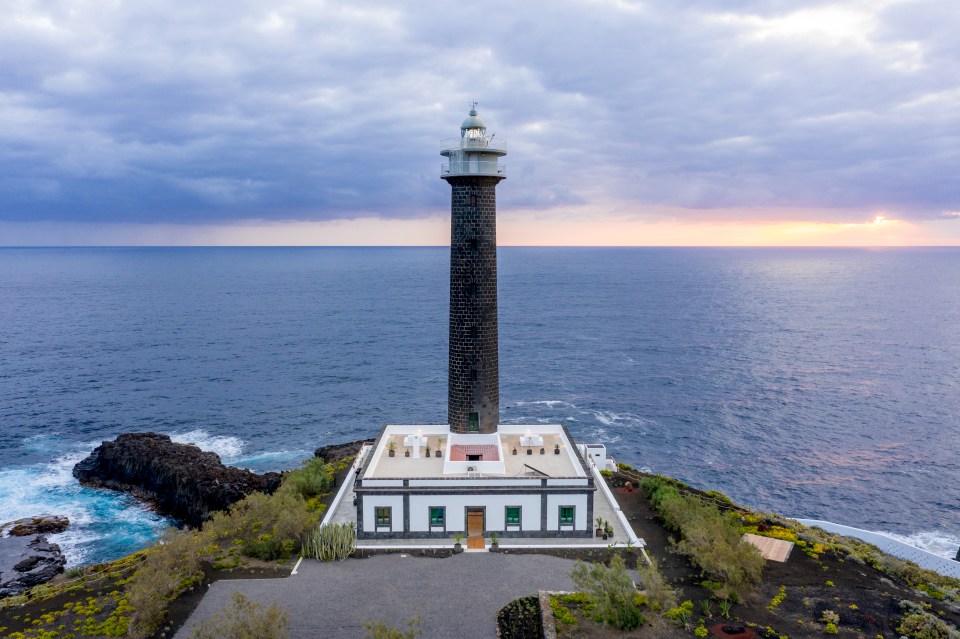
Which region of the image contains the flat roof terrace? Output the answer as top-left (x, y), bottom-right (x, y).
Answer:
top-left (362, 424), bottom-right (587, 479)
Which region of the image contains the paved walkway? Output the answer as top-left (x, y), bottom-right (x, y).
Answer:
top-left (174, 553), bottom-right (580, 639)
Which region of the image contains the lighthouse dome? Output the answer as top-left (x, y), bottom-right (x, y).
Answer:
top-left (460, 107), bottom-right (486, 135)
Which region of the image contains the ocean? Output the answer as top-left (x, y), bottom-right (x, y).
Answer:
top-left (1, 247), bottom-right (957, 565)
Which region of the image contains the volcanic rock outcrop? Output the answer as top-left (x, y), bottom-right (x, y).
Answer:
top-left (314, 439), bottom-right (373, 464)
top-left (2, 515), bottom-right (70, 537)
top-left (0, 530), bottom-right (66, 598)
top-left (73, 433), bottom-right (281, 527)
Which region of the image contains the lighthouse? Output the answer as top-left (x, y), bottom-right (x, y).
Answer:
top-left (347, 104), bottom-right (611, 546)
top-left (441, 104), bottom-right (507, 435)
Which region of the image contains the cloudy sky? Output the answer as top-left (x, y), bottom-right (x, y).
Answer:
top-left (2, 0), bottom-right (959, 245)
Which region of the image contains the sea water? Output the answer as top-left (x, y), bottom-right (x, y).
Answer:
top-left (0, 247), bottom-right (957, 565)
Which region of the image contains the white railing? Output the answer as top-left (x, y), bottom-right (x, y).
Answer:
top-left (319, 444), bottom-right (369, 527)
top-left (440, 137), bottom-right (507, 154)
top-left (587, 454), bottom-right (644, 548)
top-left (441, 161), bottom-right (506, 177)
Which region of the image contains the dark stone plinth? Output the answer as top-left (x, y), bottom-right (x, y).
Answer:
top-left (446, 175), bottom-right (503, 434)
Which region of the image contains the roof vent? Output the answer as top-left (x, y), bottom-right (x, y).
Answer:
top-left (467, 465), bottom-right (476, 472)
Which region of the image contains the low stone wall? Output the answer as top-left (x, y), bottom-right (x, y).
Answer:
top-left (538, 591), bottom-right (559, 639)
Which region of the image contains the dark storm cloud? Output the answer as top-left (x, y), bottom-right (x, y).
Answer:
top-left (1, 0), bottom-right (958, 224)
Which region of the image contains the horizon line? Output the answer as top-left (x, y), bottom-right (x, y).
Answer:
top-left (3, 244), bottom-right (960, 250)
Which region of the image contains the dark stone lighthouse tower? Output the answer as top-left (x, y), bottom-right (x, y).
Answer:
top-left (441, 104), bottom-right (507, 435)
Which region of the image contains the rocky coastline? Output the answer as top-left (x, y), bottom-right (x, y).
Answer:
top-left (72, 432), bottom-right (281, 527)
top-left (0, 516), bottom-right (69, 598)
top-left (314, 438), bottom-right (373, 464)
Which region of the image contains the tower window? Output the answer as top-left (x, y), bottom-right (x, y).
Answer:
top-left (470, 326), bottom-right (479, 339)
top-left (468, 412), bottom-right (480, 431)
top-left (469, 238), bottom-right (478, 252)
top-left (468, 282), bottom-right (478, 297)
top-left (471, 369), bottom-right (478, 381)
top-left (470, 194), bottom-right (477, 206)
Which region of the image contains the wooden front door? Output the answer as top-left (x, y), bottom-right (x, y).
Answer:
top-left (467, 509), bottom-right (484, 537)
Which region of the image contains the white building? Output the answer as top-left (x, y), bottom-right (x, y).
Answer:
top-left (355, 424), bottom-right (595, 540)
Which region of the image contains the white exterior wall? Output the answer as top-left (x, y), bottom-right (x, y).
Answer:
top-left (362, 495), bottom-right (404, 533)
top-left (408, 493), bottom-right (542, 532)
top-left (546, 493), bottom-right (589, 531)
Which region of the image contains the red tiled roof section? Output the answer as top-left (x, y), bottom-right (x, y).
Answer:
top-left (449, 445), bottom-right (500, 462)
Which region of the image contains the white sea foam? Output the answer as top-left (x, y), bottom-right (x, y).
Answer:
top-left (169, 429), bottom-right (245, 460)
top-left (592, 409), bottom-right (643, 427)
top-left (49, 527), bottom-right (99, 566)
top-left (0, 450), bottom-right (167, 566)
top-left (230, 449), bottom-right (310, 470)
top-left (880, 530), bottom-right (960, 560)
top-left (513, 400), bottom-right (578, 409)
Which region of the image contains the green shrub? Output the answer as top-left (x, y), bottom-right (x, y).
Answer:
top-left (665, 600), bottom-right (694, 626)
top-left (768, 585), bottom-right (786, 610)
top-left (570, 555), bottom-right (645, 630)
top-left (897, 608), bottom-right (960, 639)
top-left (205, 490), bottom-right (319, 561)
top-left (695, 623), bottom-right (709, 637)
top-left (190, 592), bottom-right (289, 639)
top-left (126, 529), bottom-right (204, 638)
top-left (302, 522), bottom-right (356, 561)
top-left (548, 597), bottom-right (577, 626)
top-left (364, 614), bottom-right (423, 639)
top-left (824, 622), bottom-right (838, 634)
top-left (635, 556), bottom-right (677, 612)
top-left (642, 478), bottom-right (763, 596)
top-left (718, 598), bottom-right (733, 619)
top-left (281, 457), bottom-right (333, 500)
top-left (918, 583), bottom-right (948, 600)
top-left (700, 599), bottom-right (713, 616)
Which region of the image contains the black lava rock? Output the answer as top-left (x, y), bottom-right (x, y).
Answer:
top-left (0, 534), bottom-right (66, 598)
top-left (73, 433), bottom-right (281, 527)
top-left (313, 439), bottom-right (373, 464)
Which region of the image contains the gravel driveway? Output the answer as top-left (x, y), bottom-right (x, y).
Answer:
top-left (174, 553), bottom-right (580, 639)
